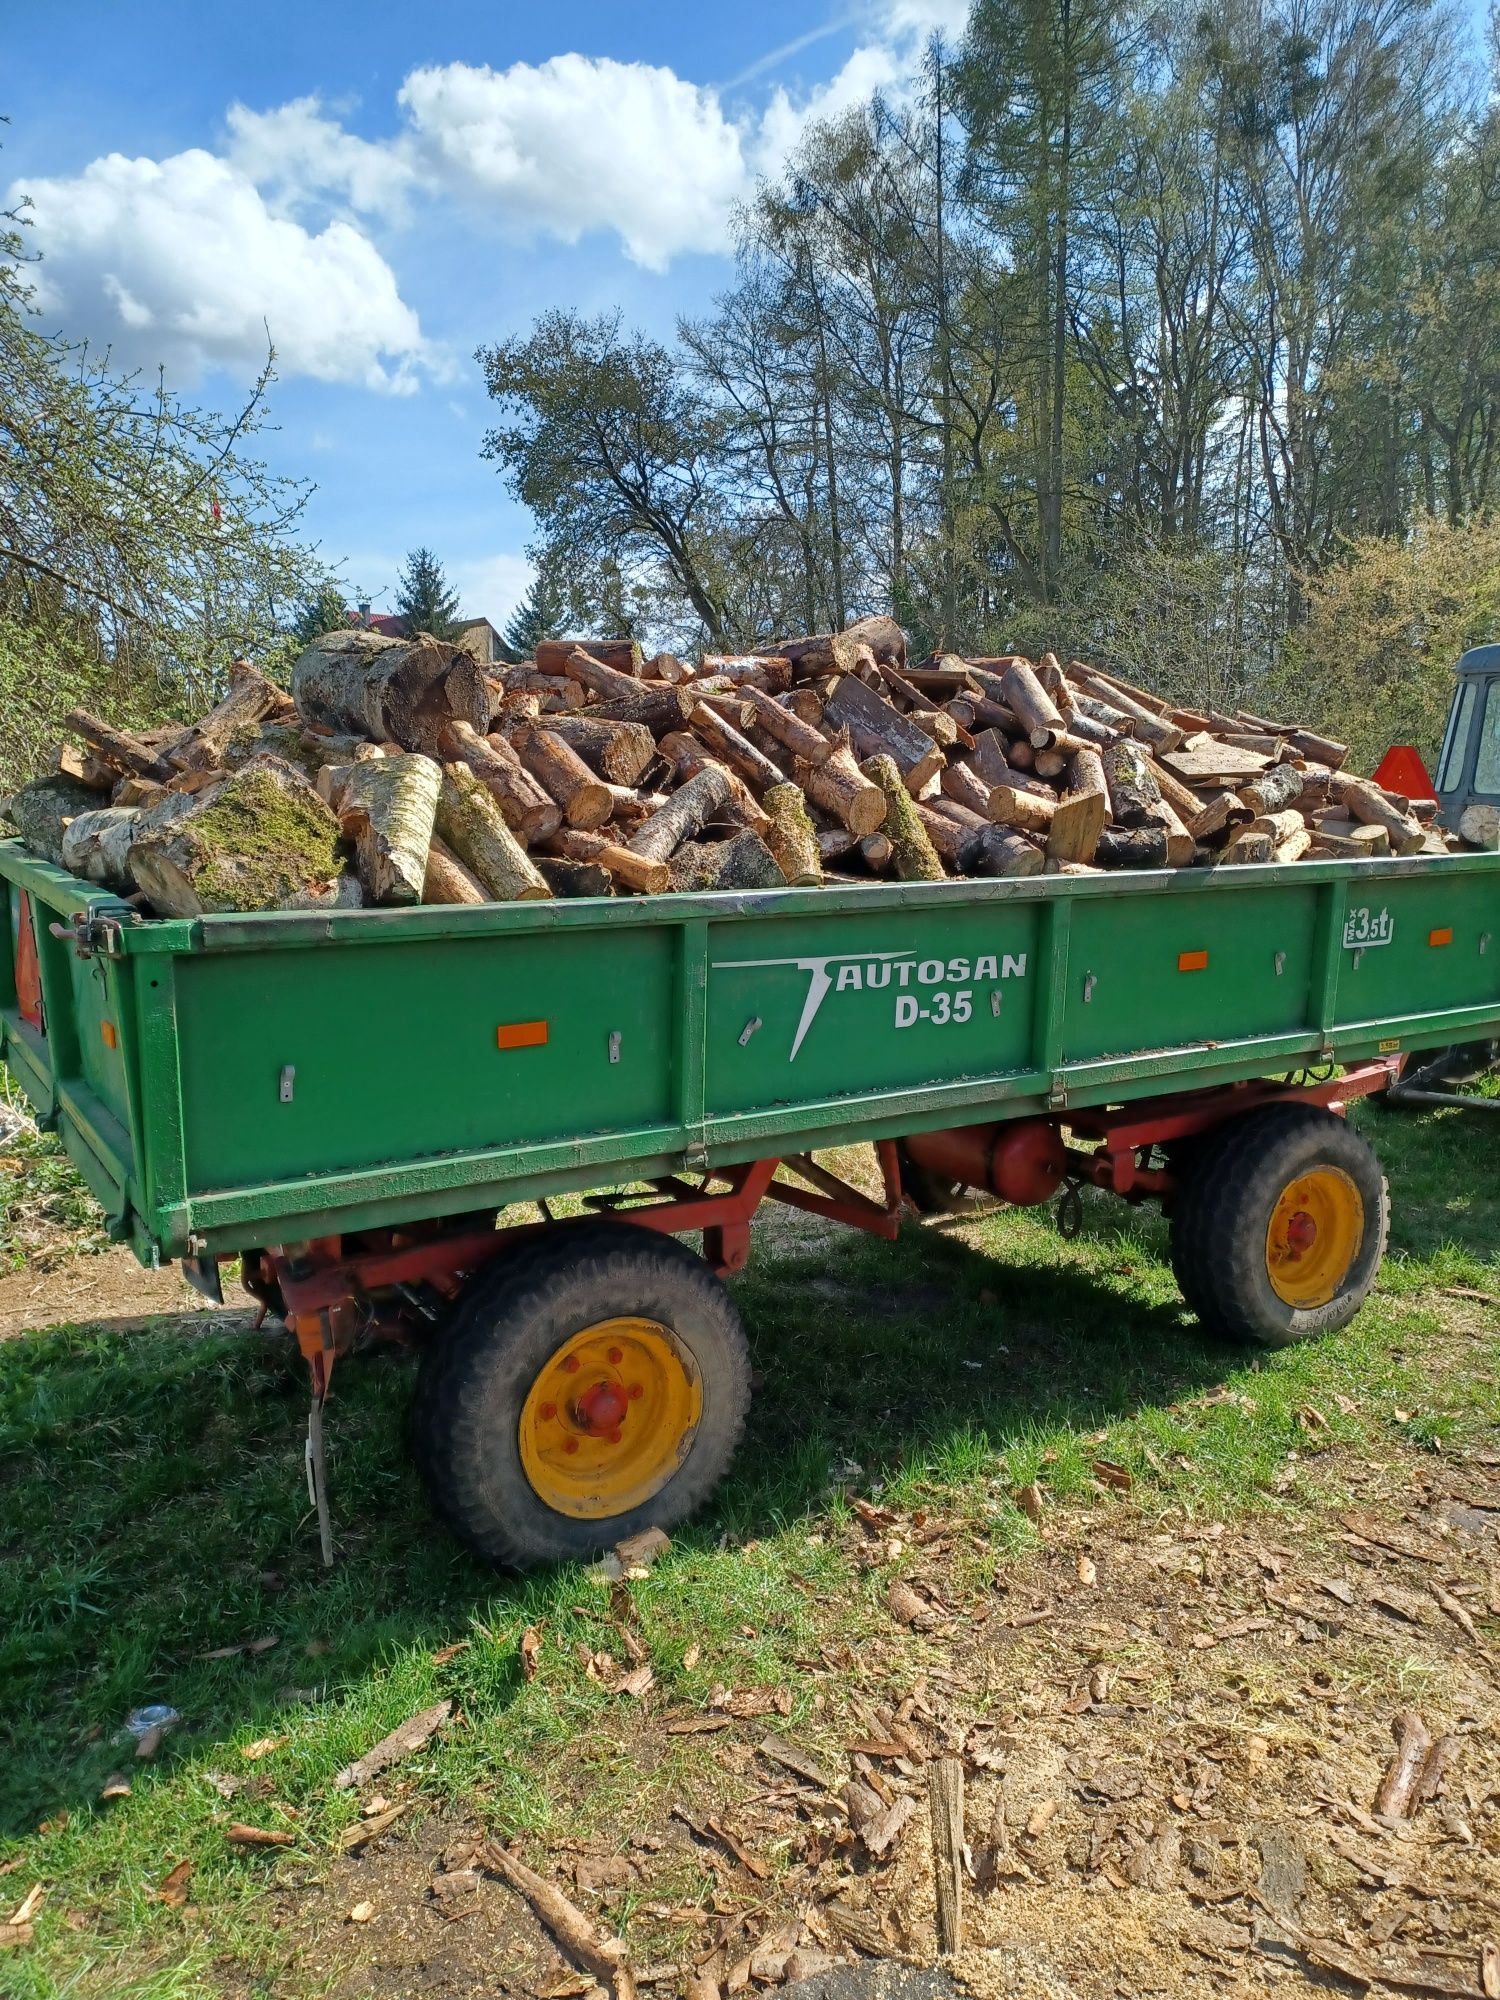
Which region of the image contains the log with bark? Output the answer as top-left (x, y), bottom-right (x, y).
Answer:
top-left (762, 782), bottom-right (822, 886)
top-left (128, 757), bottom-right (353, 917)
top-left (292, 629), bottom-right (491, 749)
top-left (863, 754), bottom-right (943, 880)
top-left (337, 753), bottom-right (444, 906)
top-left (438, 723), bottom-right (562, 844)
top-left (436, 766), bottom-right (552, 902)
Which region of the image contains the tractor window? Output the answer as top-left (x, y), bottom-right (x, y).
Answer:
top-left (1476, 681), bottom-right (1500, 797)
top-left (1436, 679), bottom-right (1477, 793)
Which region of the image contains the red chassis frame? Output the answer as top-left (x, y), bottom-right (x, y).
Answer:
top-left (245, 1058), bottom-right (1400, 1383)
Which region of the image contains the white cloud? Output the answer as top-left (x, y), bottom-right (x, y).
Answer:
top-left (451, 552), bottom-right (533, 627)
top-left (755, 43), bottom-right (904, 177)
top-left (875, 0), bottom-right (972, 43)
top-left (397, 57), bottom-right (749, 268)
top-left (225, 95), bottom-right (418, 220)
top-left (13, 148), bottom-right (431, 392)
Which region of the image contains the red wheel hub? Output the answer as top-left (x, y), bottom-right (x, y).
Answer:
top-left (1285, 1210), bottom-right (1318, 1255)
top-left (575, 1379), bottom-right (629, 1437)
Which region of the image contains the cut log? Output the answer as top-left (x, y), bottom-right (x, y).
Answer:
top-left (817, 829), bottom-right (857, 864)
top-left (1273, 826), bottom-right (1313, 864)
top-left (669, 831), bottom-right (785, 892)
top-left (1147, 797), bottom-right (1196, 866)
top-left (1186, 789), bottom-right (1249, 840)
top-left (688, 703), bottom-right (787, 793)
top-left (1000, 662), bottom-right (1066, 742)
top-left (129, 757), bottom-right (350, 916)
top-left (546, 828), bottom-right (669, 894)
top-left (56, 743), bottom-right (115, 791)
top-left (1070, 690), bottom-right (1135, 734)
top-left (929, 1756), bottom-right (965, 1956)
top-left (1220, 828), bottom-right (1276, 865)
top-left (1458, 802), bottom-right (1500, 850)
top-left (581, 686), bottom-right (692, 735)
top-left (659, 736), bottom-right (772, 836)
top-left (1046, 749), bottom-right (1108, 865)
top-left (627, 766), bottom-right (734, 864)
top-left (1006, 737), bottom-right (1036, 771)
top-left (539, 715), bottom-right (655, 787)
top-left (338, 753), bottom-right (443, 906)
top-left (488, 668), bottom-right (584, 711)
top-left (842, 614), bottom-right (907, 668)
top-left (436, 766), bottom-right (552, 901)
top-left (558, 648), bottom-right (643, 705)
top-left (797, 743), bottom-right (887, 838)
top-left (422, 834), bottom-right (487, 905)
top-left (861, 754), bottom-right (943, 880)
top-left (696, 654), bottom-right (793, 692)
top-left (535, 637), bottom-right (643, 678)
top-left (971, 729), bottom-right (1052, 796)
top-left (5, 773), bottom-right (102, 866)
top-left (291, 629), bottom-right (491, 750)
top-left (940, 761), bottom-right (1002, 820)
top-left (762, 782), bottom-right (822, 886)
top-left (859, 832), bottom-right (894, 873)
top-left (989, 786), bottom-right (1058, 838)
top-left (1334, 777), bottom-right (1425, 856)
top-left (645, 651), bottom-right (692, 684)
top-left (1240, 762), bottom-right (1305, 817)
top-left (536, 855), bottom-right (614, 898)
top-left (1096, 824), bottom-right (1168, 869)
top-left (167, 663), bottom-right (285, 772)
top-left (1032, 749), bottom-right (1067, 781)
top-left (823, 674), bottom-right (945, 793)
top-left (512, 727), bottom-right (613, 831)
top-left (1102, 740), bottom-right (1162, 827)
top-left (1249, 809), bottom-right (1308, 846)
top-left (1159, 735), bottom-right (1270, 785)
top-left (964, 826), bottom-right (1045, 878)
top-left (738, 686), bottom-right (831, 767)
top-left (65, 710), bottom-right (174, 783)
top-left (61, 807), bottom-right (139, 890)
top-left (1288, 728), bottom-right (1349, 770)
top-left (1067, 668), bottom-right (1184, 751)
top-left (915, 802), bottom-right (971, 866)
top-left (438, 722), bottom-right (561, 844)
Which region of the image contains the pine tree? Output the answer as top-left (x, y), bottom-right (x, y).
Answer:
top-left (292, 584), bottom-right (353, 647)
top-left (393, 548), bottom-right (461, 640)
top-left (501, 560), bottom-right (568, 662)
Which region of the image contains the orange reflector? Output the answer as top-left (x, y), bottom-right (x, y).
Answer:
top-left (497, 1020), bottom-right (548, 1050)
top-left (100, 1021), bottom-right (118, 1050)
top-left (1177, 950), bottom-right (1209, 972)
top-left (1428, 927), bottom-right (1452, 948)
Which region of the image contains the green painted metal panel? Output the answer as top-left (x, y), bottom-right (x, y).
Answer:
top-left (0, 836), bottom-right (1496, 1265)
top-left (171, 924), bottom-right (679, 1192)
top-left (704, 901), bottom-right (1041, 1114)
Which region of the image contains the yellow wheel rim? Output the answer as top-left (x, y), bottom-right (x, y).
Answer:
top-left (518, 1318), bottom-right (702, 1521)
top-left (1265, 1167), bottom-right (1365, 1308)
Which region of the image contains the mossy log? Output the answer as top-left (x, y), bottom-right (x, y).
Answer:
top-left (168, 663), bottom-right (287, 771)
top-left (292, 629), bottom-right (490, 749)
top-left (5, 773), bottom-right (103, 866)
top-left (128, 757), bottom-right (350, 916)
top-left (338, 753), bottom-right (443, 906)
top-left (1102, 740), bottom-right (1162, 827)
top-left (668, 830), bottom-right (786, 892)
top-left (436, 766), bottom-right (552, 901)
top-left (862, 753), bottom-right (943, 881)
top-left (762, 782), bottom-right (822, 886)
top-left (61, 807), bottom-right (140, 891)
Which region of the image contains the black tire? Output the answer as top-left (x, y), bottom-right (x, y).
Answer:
top-left (1168, 1104), bottom-right (1390, 1348)
top-left (412, 1223), bottom-right (750, 1568)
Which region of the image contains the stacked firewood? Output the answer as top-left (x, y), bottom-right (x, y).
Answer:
top-left (3, 616), bottom-right (1468, 916)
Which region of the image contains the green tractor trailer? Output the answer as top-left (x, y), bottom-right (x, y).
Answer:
top-left (2, 668), bottom-right (1498, 1565)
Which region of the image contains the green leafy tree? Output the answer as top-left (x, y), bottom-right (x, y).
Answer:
top-left (393, 547), bottom-right (461, 639)
top-left (0, 193), bottom-right (328, 783)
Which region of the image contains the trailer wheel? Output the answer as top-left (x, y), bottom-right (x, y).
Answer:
top-left (1169, 1105), bottom-right (1389, 1348)
top-left (895, 1142), bottom-right (967, 1216)
top-left (412, 1223), bottom-right (750, 1567)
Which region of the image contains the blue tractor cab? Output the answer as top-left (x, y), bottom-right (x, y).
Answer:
top-left (1435, 644), bottom-right (1500, 831)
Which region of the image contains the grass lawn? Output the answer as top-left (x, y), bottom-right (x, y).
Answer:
top-left (0, 1084), bottom-right (1496, 1998)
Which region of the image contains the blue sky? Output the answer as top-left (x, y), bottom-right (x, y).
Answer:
top-left (5, 0), bottom-right (964, 631)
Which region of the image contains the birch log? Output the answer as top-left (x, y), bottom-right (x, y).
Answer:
top-left (338, 753), bottom-right (443, 905)
top-left (292, 630), bottom-right (491, 749)
top-left (61, 806), bottom-right (139, 890)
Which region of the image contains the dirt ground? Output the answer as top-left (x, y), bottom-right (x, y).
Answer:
top-left (262, 1424), bottom-right (1500, 2000)
top-left (0, 1243), bottom-right (255, 1339)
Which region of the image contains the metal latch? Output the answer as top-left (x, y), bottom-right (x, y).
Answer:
top-left (48, 911), bottom-right (126, 959)
top-left (279, 1065), bottom-right (296, 1104)
top-left (608, 1031), bottom-right (622, 1064)
top-left (1082, 973), bottom-right (1097, 1004)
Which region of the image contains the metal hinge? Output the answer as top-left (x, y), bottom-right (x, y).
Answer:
top-left (48, 911), bottom-right (128, 959)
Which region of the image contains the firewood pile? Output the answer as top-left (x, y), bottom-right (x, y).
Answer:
top-left (2, 615), bottom-right (1476, 916)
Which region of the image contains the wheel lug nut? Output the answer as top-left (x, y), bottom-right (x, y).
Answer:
top-left (607, 1429), bottom-right (622, 1444)
top-left (563, 1437), bottom-right (580, 1454)
top-left (538, 1401), bottom-right (557, 1422)
top-left (561, 1355), bottom-right (580, 1373)
top-left (627, 1384), bottom-right (643, 1400)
